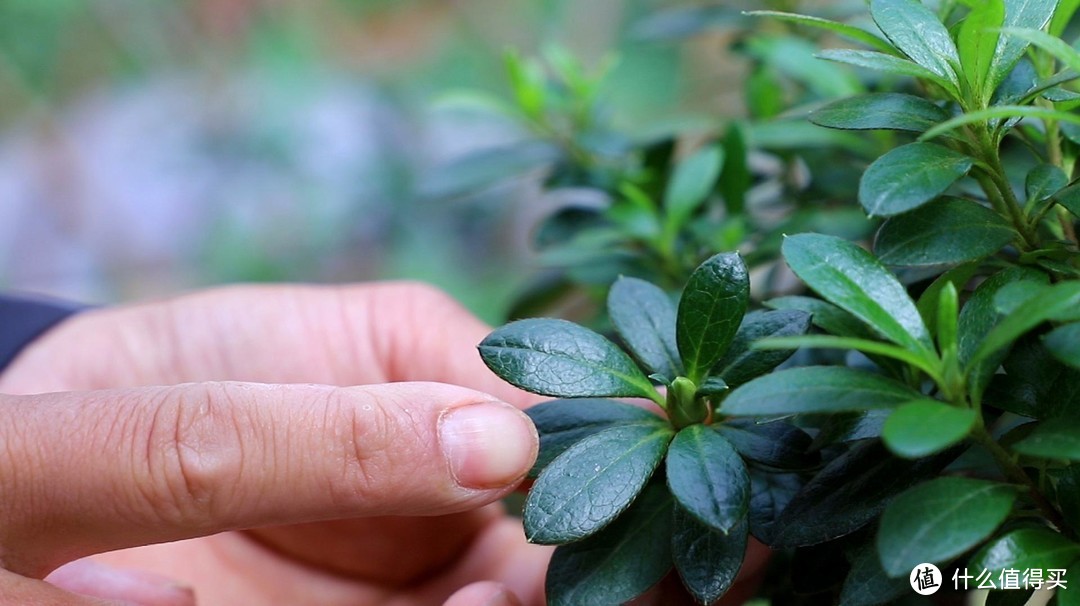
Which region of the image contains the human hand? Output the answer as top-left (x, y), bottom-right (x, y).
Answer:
top-left (0, 283), bottom-right (769, 605)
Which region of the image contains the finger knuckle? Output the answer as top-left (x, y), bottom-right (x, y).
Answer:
top-left (325, 388), bottom-right (408, 507)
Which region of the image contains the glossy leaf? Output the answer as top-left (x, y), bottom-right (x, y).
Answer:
top-left (1001, 27), bottom-right (1080, 74)
top-left (766, 296), bottom-right (878, 341)
top-left (782, 233), bottom-right (933, 354)
top-left (716, 420), bottom-right (816, 470)
top-left (524, 424), bottom-right (673, 544)
top-left (769, 441), bottom-right (958, 548)
top-left (754, 335), bottom-right (943, 380)
top-left (665, 145), bottom-right (722, 224)
top-left (677, 252), bottom-right (750, 382)
top-left (526, 399), bottom-right (665, 478)
top-left (989, 1), bottom-right (1058, 94)
top-left (1045, 323), bottom-right (1080, 369)
top-left (713, 309), bottom-right (812, 387)
top-left (1027, 164), bottom-right (1069, 204)
top-left (479, 319), bottom-right (659, 401)
top-left (882, 400), bottom-right (977, 459)
top-left (721, 366), bottom-right (921, 416)
top-left (840, 542), bottom-right (911, 606)
top-left (747, 470), bottom-right (802, 545)
top-left (858, 142), bottom-right (973, 217)
top-left (920, 105), bottom-right (1080, 141)
top-left (959, 0), bottom-right (1004, 100)
top-left (673, 510), bottom-right (747, 605)
top-left (545, 483), bottom-right (674, 606)
top-left (874, 198), bottom-right (1014, 266)
top-left (608, 277), bottom-right (682, 379)
top-left (746, 11), bottom-right (897, 54)
top-left (809, 93), bottom-right (950, 133)
top-left (877, 477), bottom-right (1016, 576)
top-left (969, 528), bottom-right (1080, 574)
top-left (1013, 417), bottom-right (1080, 461)
top-left (968, 282), bottom-right (1080, 375)
top-left (818, 49), bottom-right (959, 95)
top-left (870, 0), bottom-right (960, 88)
top-left (666, 424), bottom-right (749, 533)
top-left (916, 263), bottom-right (980, 336)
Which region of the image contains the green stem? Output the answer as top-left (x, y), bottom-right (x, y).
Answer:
top-left (974, 128), bottom-right (1041, 250)
top-left (970, 423), bottom-right (1076, 540)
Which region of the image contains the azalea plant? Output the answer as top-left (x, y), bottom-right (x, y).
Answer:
top-left (476, 0), bottom-right (1080, 604)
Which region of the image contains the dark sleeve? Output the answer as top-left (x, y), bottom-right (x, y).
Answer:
top-left (0, 294), bottom-right (85, 372)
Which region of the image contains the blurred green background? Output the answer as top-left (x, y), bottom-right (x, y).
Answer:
top-left (0, 0), bottom-right (788, 321)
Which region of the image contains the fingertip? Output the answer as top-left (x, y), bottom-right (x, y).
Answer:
top-left (439, 402), bottom-right (539, 490)
top-left (445, 581), bottom-right (523, 606)
top-left (45, 559), bottom-right (195, 606)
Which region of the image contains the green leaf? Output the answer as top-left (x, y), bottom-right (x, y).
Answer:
top-left (1050, 0), bottom-right (1080, 37)
top-left (782, 233), bottom-right (934, 354)
top-left (525, 399), bottom-right (665, 478)
top-left (1059, 181), bottom-right (1080, 218)
top-left (666, 424), bottom-right (749, 534)
top-left (747, 470), bottom-right (802, 545)
top-left (959, 0), bottom-right (1005, 101)
top-left (716, 420), bottom-right (816, 470)
top-left (417, 141), bottom-right (560, 199)
top-left (882, 400), bottom-right (977, 459)
top-left (524, 424), bottom-right (673, 544)
top-left (877, 477), bottom-right (1017, 577)
top-left (1045, 323), bottom-right (1080, 369)
top-left (968, 282), bottom-right (1080, 376)
top-left (479, 319), bottom-right (660, 401)
top-left (721, 366), bottom-right (921, 416)
top-left (766, 295), bottom-right (878, 341)
top-left (753, 335), bottom-right (943, 380)
top-left (545, 482), bottom-right (674, 606)
top-left (870, 0), bottom-right (961, 88)
top-left (745, 10), bottom-right (898, 54)
top-left (858, 142), bottom-right (974, 217)
top-left (920, 105), bottom-right (1080, 141)
top-left (840, 542), bottom-right (911, 606)
top-left (989, 1), bottom-right (1058, 94)
top-left (1026, 163), bottom-right (1069, 215)
top-left (713, 310), bottom-right (812, 387)
top-left (969, 528), bottom-right (1080, 575)
top-left (677, 252), bottom-right (750, 382)
top-left (917, 262), bottom-right (980, 337)
top-left (769, 441), bottom-right (958, 548)
top-left (874, 197), bottom-right (1015, 266)
top-left (719, 122), bottom-right (750, 215)
top-left (809, 93), bottom-right (951, 133)
top-left (608, 277), bottom-right (683, 379)
top-left (958, 267), bottom-right (1051, 397)
top-left (665, 145), bottom-right (723, 225)
top-left (1001, 27), bottom-right (1080, 74)
top-left (1013, 417), bottom-right (1080, 460)
top-left (818, 49), bottom-right (960, 96)
top-left (673, 510), bottom-right (747, 605)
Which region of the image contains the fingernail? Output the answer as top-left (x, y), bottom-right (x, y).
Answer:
top-left (439, 402), bottom-right (537, 489)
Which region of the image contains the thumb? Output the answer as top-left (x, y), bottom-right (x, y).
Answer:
top-left (0, 381), bottom-right (537, 578)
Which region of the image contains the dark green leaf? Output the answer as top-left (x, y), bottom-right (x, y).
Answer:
top-left (818, 49), bottom-right (959, 95)
top-left (1013, 417), bottom-right (1080, 461)
top-left (713, 310), bottom-right (812, 387)
top-left (753, 335), bottom-right (940, 379)
top-left (995, 335), bottom-right (1080, 419)
top-left (545, 482), bottom-right (674, 606)
top-left (812, 410), bottom-right (891, 449)
top-left (870, 0), bottom-right (961, 88)
top-left (969, 282), bottom-right (1080, 375)
top-left (810, 93), bottom-right (950, 133)
top-left (958, 267), bottom-right (1051, 398)
top-left (526, 399), bottom-right (665, 478)
top-left (698, 376), bottom-right (728, 396)
top-left (969, 528), bottom-right (1080, 575)
top-left (877, 477), bottom-right (1017, 576)
top-left (666, 424), bottom-right (749, 534)
top-left (918, 263), bottom-right (979, 339)
top-left (677, 252), bottom-right (750, 382)
top-left (608, 277), bottom-right (682, 379)
top-left (1046, 323), bottom-right (1080, 369)
top-left (781, 233), bottom-right (934, 354)
top-left (534, 207), bottom-right (608, 251)
top-left (665, 146), bottom-right (723, 224)
top-left (1052, 466), bottom-right (1080, 533)
top-left (840, 541), bottom-right (911, 606)
top-left (989, 0), bottom-right (1058, 94)
top-left (721, 366), bottom-right (921, 416)
top-left (1027, 164), bottom-right (1069, 204)
top-left (766, 296), bottom-right (877, 341)
top-left (673, 509), bottom-right (747, 605)
top-left (874, 198), bottom-right (1014, 266)
top-left (1059, 181), bottom-right (1080, 219)
top-left (882, 399), bottom-right (977, 459)
top-left (417, 141), bottom-right (560, 199)
top-left (769, 441), bottom-right (959, 548)
top-left (479, 319), bottom-right (659, 401)
top-left (719, 123), bottom-right (750, 215)
top-left (717, 419), bottom-right (816, 470)
top-left (858, 142), bottom-right (974, 217)
top-left (958, 0), bottom-right (1005, 101)
top-left (747, 470), bottom-right (803, 545)
top-left (524, 424), bottom-right (673, 544)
